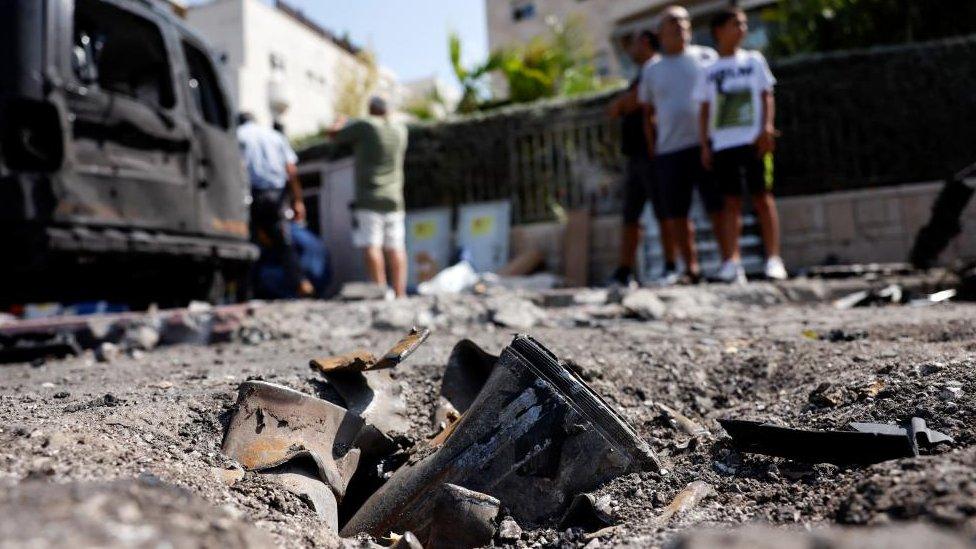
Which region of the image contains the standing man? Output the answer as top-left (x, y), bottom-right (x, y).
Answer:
top-left (237, 112), bottom-right (312, 297)
top-left (330, 97), bottom-right (409, 298)
top-left (638, 5), bottom-right (728, 283)
top-left (608, 30), bottom-right (680, 287)
top-left (696, 7), bottom-right (787, 281)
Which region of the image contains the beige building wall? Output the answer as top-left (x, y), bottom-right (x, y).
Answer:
top-left (187, 0), bottom-right (402, 138)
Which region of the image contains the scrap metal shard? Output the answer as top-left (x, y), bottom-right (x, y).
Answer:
top-left (341, 335), bottom-right (659, 540)
top-left (308, 328), bottom-right (431, 434)
top-left (307, 328), bottom-right (429, 374)
top-left (435, 339), bottom-right (499, 427)
top-left (719, 417), bottom-right (953, 465)
top-left (374, 327), bottom-right (431, 370)
top-left (309, 349), bottom-right (377, 373)
top-left (221, 381), bottom-right (396, 501)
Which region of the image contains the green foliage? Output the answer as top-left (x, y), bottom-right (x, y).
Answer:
top-left (768, 0), bottom-right (976, 56)
top-left (449, 15), bottom-right (613, 113)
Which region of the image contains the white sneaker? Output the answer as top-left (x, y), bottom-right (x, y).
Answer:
top-left (715, 260), bottom-right (747, 284)
top-left (765, 256), bottom-right (788, 280)
top-left (657, 268), bottom-right (681, 286)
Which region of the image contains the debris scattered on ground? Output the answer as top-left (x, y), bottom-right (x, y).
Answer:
top-left (559, 493), bottom-right (617, 532)
top-left (833, 284), bottom-right (904, 309)
top-left (309, 349), bottom-right (377, 373)
top-left (0, 479), bottom-right (276, 548)
top-left (651, 481), bottom-right (713, 528)
top-left (622, 290), bottom-right (667, 320)
top-left (221, 381), bottom-right (396, 532)
top-left (339, 335), bottom-right (658, 543)
top-left (340, 282), bottom-right (392, 301)
top-left (719, 417), bottom-right (953, 465)
top-left (487, 296), bottom-right (545, 329)
top-left (497, 516), bottom-right (523, 543)
top-left (657, 403), bottom-right (710, 438)
top-left (417, 261), bottom-right (479, 295)
top-left (667, 523), bottom-right (971, 549)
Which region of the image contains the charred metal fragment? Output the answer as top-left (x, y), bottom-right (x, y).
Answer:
top-left (390, 532), bottom-right (424, 549)
top-left (434, 339), bottom-right (498, 427)
top-left (425, 484), bottom-right (500, 549)
top-left (341, 335), bottom-right (659, 539)
top-left (374, 327), bottom-right (431, 370)
top-left (559, 493), bottom-right (616, 532)
top-left (221, 381), bottom-right (397, 529)
top-left (719, 418), bottom-right (953, 465)
top-left (319, 369), bottom-right (411, 434)
top-left (309, 349), bottom-right (377, 373)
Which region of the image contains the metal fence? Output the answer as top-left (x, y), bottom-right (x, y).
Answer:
top-left (397, 34), bottom-right (976, 224)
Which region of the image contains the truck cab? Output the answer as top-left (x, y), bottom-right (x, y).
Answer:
top-left (0, 0), bottom-right (256, 305)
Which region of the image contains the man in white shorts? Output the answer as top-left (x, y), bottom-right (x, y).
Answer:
top-left (330, 97), bottom-right (409, 297)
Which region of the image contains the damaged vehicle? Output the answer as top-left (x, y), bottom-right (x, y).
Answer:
top-left (0, 0), bottom-right (256, 305)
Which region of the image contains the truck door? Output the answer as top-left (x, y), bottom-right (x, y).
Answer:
top-left (179, 38), bottom-right (249, 241)
top-left (65, 0), bottom-right (195, 232)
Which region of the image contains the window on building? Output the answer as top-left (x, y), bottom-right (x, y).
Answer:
top-left (270, 53), bottom-right (286, 71)
top-left (512, 1), bottom-right (536, 21)
top-left (183, 40), bottom-right (230, 128)
top-left (594, 50), bottom-right (611, 77)
top-left (72, 0), bottom-right (176, 108)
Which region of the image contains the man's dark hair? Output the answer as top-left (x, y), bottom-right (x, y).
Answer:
top-left (639, 30), bottom-right (660, 52)
top-left (710, 7), bottom-right (744, 36)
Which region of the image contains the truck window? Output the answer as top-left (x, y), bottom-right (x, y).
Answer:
top-left (183, 41), bottom-right (230, 129)
top-left (73, 0), bottom-right (176, 109)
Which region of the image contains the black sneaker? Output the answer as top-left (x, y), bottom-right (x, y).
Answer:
top-left (608, 266), bottom-right (637, 288)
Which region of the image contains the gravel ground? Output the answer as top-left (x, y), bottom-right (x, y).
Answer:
top-left (1, 278), bottom-right (974, 548)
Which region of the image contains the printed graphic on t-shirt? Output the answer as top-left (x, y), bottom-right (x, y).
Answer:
top-left (716, 87), bottom-right (753, 129)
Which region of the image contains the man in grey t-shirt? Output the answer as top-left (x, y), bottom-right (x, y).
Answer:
top-left (638, 5), bottom-right (728, 283)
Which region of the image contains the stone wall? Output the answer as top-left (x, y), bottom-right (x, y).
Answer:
top-left (511, 181), bottom-right (976, 282)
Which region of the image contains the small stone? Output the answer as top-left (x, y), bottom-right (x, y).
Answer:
top-left (919, 362), bottom-right (943, 376)
top-left (53, 391), bottom-right (69, 399)
top-left (95, 342), bottom-right (120, 363)
top-left (939, 386), bottom-right (963, 401)
top-left (498, 516), bottom-right (522, 542)
top-left (212, 467), bottom-right (245, 486)
top-left (621, 290), bottom-right (667, 320)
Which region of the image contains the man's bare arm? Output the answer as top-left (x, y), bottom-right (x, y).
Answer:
top-left (756, 90), bottom-right (776, 156)
top-left (699, 101), bottom-right (712, 170)
top-left (642, 103), bottom-right (656, 158)
top-left (610, 87), bottom-right (641, 119)
top-left (286, 163), bottom-right (306, 222)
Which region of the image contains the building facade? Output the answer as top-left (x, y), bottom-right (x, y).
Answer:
top-left (486, 0), bottom-right (777, 84)
top-left (186, 0), bottom-right (402, 137)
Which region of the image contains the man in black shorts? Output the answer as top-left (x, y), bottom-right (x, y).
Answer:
top-left (638, 6), bottom-right (728, 283)
top-left (608, 30), bottom-right (676, 286)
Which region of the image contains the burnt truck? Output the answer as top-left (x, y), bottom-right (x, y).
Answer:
top-left (0, 0), bottom-right (257, 306)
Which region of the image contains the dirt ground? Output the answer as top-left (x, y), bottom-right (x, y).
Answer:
top-left (1, 278), bottom-right (975, 548)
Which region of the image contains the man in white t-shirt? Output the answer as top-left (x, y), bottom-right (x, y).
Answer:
top-left (638, 5), bottom-right (727, 284)
top-left (694, 7), bottom-right (787, 282)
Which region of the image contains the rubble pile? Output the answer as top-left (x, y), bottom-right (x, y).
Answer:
top-left (221, 329), bottom-right (660, 547)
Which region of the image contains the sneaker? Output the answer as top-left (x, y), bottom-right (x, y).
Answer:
top-left (608, 266), bottom-right (638, 288)
top-left (657, 268), bottom-right (681, 286)
top-left (715, 260), bottom-right (747, 284)
top-left (765, 256), bottom-right (788, 280)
